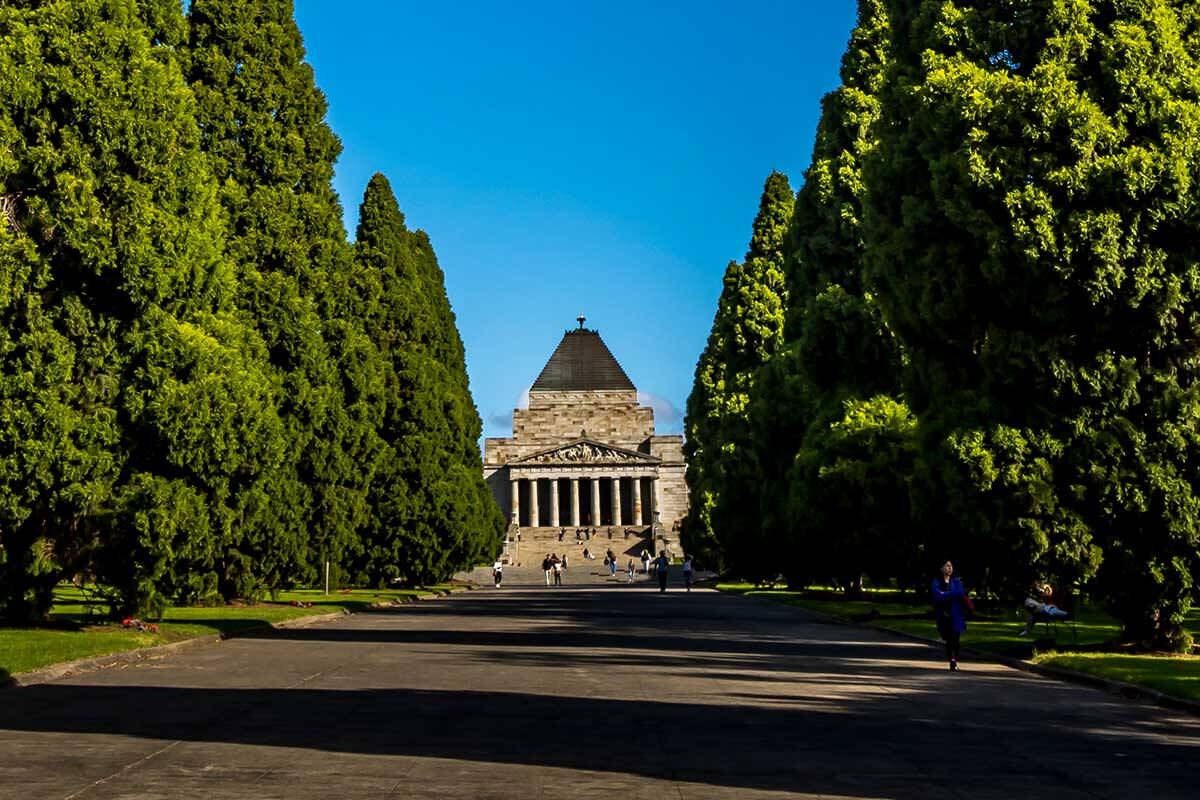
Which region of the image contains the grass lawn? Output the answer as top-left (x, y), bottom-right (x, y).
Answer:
top-left (1032, 653), bottom-right (1200, 703)
top-left (0, 583), bottom-right (471, 678)
top-left (716, 582), bottom-right (1200, 703)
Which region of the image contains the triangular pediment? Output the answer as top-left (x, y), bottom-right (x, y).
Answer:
top-left (513, 438), bottom-right (659, 466)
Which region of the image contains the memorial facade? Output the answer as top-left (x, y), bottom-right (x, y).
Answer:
top-left (483, 323), bottom-right (687, 555)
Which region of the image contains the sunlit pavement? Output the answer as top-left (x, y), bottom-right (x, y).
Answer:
top-left (1, 585), bottom-right (1198, 799)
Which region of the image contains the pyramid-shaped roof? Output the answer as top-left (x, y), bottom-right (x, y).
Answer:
top-left (530, 329), bottom-right (635, 392)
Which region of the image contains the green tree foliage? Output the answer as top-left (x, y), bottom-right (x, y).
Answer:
top-left (684, 172), bottom-right (793, 573)
top-left (740, 0), bottom-right (911, 592)
top-left (186, 0), bottom-right (375, 596)
top-left (867, 0), bottom-right (1200, 648)
top-left (0, 0), bottom-right (282, 620)
top-left (0, 0), bottom-right (497, 621)
top-left (352, 175), bottom-right (503, 586)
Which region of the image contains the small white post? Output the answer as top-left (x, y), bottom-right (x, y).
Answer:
top-left (324, 560), bottom-right (330, 596)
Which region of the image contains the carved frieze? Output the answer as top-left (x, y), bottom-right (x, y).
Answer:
top-left (530, 442), bottom-right (642, 464)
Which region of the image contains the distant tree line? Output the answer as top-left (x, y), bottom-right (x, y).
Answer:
top-left (0, 0), bottom-right (504, 623)
top-left (684, 0), bottom-right (1200, 652)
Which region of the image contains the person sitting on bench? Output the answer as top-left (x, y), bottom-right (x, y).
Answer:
top-left (1019, 583), bottom-right (1069, 635)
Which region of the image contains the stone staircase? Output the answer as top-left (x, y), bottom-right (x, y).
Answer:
top-left (503, 526), bottom-right (654, 567)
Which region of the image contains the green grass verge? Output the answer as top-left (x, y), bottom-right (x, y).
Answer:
top-left (1, 583), bottom-right (470, 677)
top-left (716, 582), bottom-right (1200, 703)
top-left (1032, 653), bottom-right (1200, 702)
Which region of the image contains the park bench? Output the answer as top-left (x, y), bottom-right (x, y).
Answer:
top-left (1021, 585), bottom-right (1077, 639)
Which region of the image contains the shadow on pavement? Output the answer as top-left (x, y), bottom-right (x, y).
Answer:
top-left (3, 589), bottom-right (1199, 798)
top-left (2, 680), bottom-right (1198, 798)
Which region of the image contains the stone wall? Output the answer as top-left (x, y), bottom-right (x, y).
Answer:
top-left (510, 390), bottom-right (653, 450)
top-left (648, 435), bottom-right (688, 554)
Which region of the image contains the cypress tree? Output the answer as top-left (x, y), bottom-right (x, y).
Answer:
top-left (684, 172), bottom-right (792, 573)
top-left (353, 174), bottom-right (502, 585)
top-left (0, 0), bottom-right (283, 619)
top-left (867, 0), bottom-right (1200, 647)
top-left (750, 0), bottom-right (912, 592)
top-left (185, 0), bottom-right (371, 596)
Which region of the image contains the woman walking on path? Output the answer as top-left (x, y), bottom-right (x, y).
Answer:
top-left (931, 560), bottom-right (969, 671)
top-left (683, 555), bottom-right (694, 592)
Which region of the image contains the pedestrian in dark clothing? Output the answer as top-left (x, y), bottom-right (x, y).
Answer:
top-left (552, 554), bottom-right (563, 586)
top-left (654, 553), bottom-right (670, 592)
top-left (606, 549), bottom-right (617, 576)
top-left (931, 560), bottom-right (969, 671)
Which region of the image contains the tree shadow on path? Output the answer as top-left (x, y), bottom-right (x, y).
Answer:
top-left (3, 589), bottom-right (1200, 798)
top-left (1, 681), bottom-right (1199, 799)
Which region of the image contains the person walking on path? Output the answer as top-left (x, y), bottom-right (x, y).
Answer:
top-left (654, 552), bottom-right (670, 593)
top-left (931, 560), bottom-right (969, 671)
top-left (492, 559), bottom-right (504, 588)
top-left (640, 549), bottom-right (650, 575)
top-left (552, 555), bottom-right (563, 586)
top-left (542, 555), bottom-right (552, 586)
top-left (606, 549), bottom-right (617, 577)
top-left (683, 555), bottom-right (694, 592)
top-left (627, 558), bottom-right (636, 583)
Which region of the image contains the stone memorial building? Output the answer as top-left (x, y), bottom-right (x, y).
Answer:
top-left (483, 322), bottom-right (687, 556)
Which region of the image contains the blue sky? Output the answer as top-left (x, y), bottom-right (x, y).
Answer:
top-left (294, 0), bottom-right (858, 438)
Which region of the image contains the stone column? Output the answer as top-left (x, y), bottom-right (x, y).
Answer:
top-left (611, 476), bottom-right (623, 526)
top-left (631, 477), bottom-right (643, 526)
top-left (651, 476), bottom-right (661, 530)
top-left (510, 478), bottom-right (520, 526)
top-left (590, 478), bottom-right (601, 525)
top-left (549, 478), bottom-right (560, 527)
top-left (529, 478), bottom-right (540, 527)
top-left (570, 478), bottom-right (580, 526)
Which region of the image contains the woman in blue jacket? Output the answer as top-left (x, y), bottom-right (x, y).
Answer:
top-left (931, 560), bottom-right (968, 671)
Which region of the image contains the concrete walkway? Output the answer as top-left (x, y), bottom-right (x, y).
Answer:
top-left (1, 586), bottom-right (1198, 799)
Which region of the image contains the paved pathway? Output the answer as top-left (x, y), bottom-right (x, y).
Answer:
top-left (2, 585), bottom-right (1198, 799)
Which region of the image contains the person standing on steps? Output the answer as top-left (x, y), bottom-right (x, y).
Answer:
top-left (931, 560), bottom-right (970, 671)
top-left (654, 552), bottom-right (670, 593)
top-left (552, 554), bottom-right (563, 586)
top-left (492, 559), bottom-right (504, 588)
top-left (606, 548), bottom-right (617, 577)
top-left (640, 549), bottom-right (650, 575)
top-left (542, 554), bottom-right (552, 586)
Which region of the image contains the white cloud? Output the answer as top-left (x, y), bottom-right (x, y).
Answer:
top-left (485, 386), bottom-right (531, 436)
top-left (639, 391), bottom-right (683, 432)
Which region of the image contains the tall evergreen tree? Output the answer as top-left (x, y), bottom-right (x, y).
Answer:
top-left (353, 174), bottom-right (502, 585)
top-left (185, 0), bottom-right (371, 595)
top-left (684, 172), bottom-right (792, 572)
top-left (749, 0), bottom-right (912, 592)
top-left (867, 0), bottom-right (1200, 648)
top-left (0, 0), bottom-right (282, 619)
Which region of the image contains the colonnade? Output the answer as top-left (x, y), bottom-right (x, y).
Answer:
top-left (508, 475), bottom-right (655, 528)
